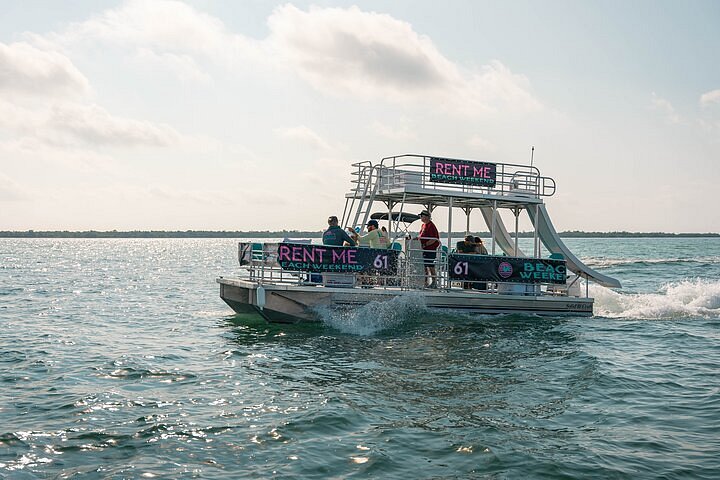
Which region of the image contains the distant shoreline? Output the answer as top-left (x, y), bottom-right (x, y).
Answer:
top-left (1, 230), bottom-right (718, 238)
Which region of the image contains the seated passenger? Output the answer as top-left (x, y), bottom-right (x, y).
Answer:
top-left (457, 235), bottom-right (477, 254)
top-left (473, 237), bottom-right (488, 290)
top-left (323, 216), bottom-right (356, 246)
top-left (358, 220), bottom-right (388, 248)
top-left (475, 237), bottom-right (488, 255)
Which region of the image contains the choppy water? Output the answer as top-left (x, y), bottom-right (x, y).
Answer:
top-left (1, 238), bottom-right (719, 479)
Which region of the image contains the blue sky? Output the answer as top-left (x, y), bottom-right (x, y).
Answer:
top-left (1, 0), bottom-right (718, 232)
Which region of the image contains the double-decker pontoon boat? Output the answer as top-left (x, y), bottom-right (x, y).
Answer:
top-left (218, 154), bottom-right (620, 323)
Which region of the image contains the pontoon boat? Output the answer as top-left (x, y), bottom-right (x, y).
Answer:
top-left (217, 154), bottom-right (620, 322)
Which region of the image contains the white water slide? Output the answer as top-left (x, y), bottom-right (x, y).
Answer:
top-left (527, 204), bottom-right (621, 288)
top-left (480, 205), bottom-right (621, 288)
top-left (479, 206), bottom-right (526, 257)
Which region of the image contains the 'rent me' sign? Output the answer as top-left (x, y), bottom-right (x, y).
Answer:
top-left (429, 157), bottom-right (496, 187)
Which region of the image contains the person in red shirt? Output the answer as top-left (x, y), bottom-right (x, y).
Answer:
top-left (417, 209), bottom-right (440, 288)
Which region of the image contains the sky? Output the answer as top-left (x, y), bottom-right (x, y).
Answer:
top-left (0, 0), bottom-right (719, 233)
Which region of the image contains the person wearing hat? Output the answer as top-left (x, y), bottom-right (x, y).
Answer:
top-left (474, 236), bottom-right (488, 255)
top-left (457, 235), bottom-right (477, 254)
top-left (358, 219), bottom-right (388, 249)
top-left (416, 209), bottom-right (440, 288)
top-left (322, 215), bottom-right (356, 246)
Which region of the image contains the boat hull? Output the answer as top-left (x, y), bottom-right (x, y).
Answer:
top-left (218, 277), bottom-right (593, 323)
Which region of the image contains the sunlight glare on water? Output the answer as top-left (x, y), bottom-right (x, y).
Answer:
top-left (1, 237), bottom-right (719, 479)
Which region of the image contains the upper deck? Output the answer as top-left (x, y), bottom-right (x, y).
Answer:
top-left (345, 154), bottom-right (556, 209)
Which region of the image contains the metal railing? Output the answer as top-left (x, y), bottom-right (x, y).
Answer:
top-left (347, 154), bottom-right (557, 199)
top-left (237, 242), bottom-right (581, 297)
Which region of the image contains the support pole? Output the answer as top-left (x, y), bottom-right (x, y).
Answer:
top-left (533, 204), bottom-right (539, 258)
top-left (387, 200), bottom-right (394, 240)
top-left (447, 198), bottom-right (453, 254)
top-left (447, 198), bottom-right (453, 290)
top-left (514, 207), bottom-right (520, 256)
top-left (491, 200), bottom-right (497, 255)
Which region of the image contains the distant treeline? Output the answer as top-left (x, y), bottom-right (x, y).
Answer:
top-left (1, 230), bottom-right (718, 238)
top-left (0, 230), bottom-right (324, 238)
top-left (554, 231), bottom-right (719, 238)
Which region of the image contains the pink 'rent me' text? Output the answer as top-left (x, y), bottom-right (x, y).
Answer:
top-left (434, 162), bottom-right (492, 178)
top-left (278, 245), bottom-right (358, 264)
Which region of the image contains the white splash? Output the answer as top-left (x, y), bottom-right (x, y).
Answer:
top-left (583, 256), bottom-right (720, 268)
top-left (315, 292), bottom-right (427, 335)
top-left (592, 279), bottom-right (720, 319)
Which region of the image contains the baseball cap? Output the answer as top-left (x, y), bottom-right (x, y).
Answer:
top-left (366, 219), bottom-right (379, 227)
top-left (419, 210), bottom-right (431, 217)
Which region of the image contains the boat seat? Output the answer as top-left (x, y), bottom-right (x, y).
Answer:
top-left (251, 242), bottom-right (263, 261)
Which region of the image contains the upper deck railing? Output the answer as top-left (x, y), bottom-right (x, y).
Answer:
top-left (349, 154), bottom-right (556, 199)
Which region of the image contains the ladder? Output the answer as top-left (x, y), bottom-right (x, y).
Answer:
top-left (343, 164), bottom-right (380, 231)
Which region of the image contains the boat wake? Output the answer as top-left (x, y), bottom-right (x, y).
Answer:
top-left (314, 292), bottom-right (428, 335)
top-left (584, 256), bottom-right (720, 268)
top-left (592, 279), bottom-right (720, 319)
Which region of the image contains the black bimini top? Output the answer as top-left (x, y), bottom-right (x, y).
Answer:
top-left (370, 212), bottom-right (421, 223)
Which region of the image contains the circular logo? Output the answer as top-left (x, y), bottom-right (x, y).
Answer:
top-left (498, 261), bottom-right (513, 279)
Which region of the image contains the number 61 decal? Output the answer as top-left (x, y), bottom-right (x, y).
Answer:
top-left (374, 254), bottom-right (388, 269)
top-left (453, 261), bottom-right (469, 275)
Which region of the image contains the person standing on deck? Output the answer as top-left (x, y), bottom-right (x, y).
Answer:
top-left (323, 216), bottom-right (356, 246)
top-left (416, 210), bottom-right (440, 288)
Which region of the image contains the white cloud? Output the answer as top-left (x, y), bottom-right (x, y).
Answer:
top-left (0, 173), bottom-right (30, 201)
top-left (31, 2), bottom-right (540, 116)
top-left (0, 97), bottom-right (46, 133)
top-left (266, 5), bottom-right (540, 114)
top-left (466, 135), bottom-right (497, 152)
top-left (651, 92), bottom-right (681, 124)
top-left (0, 98), bottom-right (182, 148)
top-left (134, 48), bottom-right (212, 85)
top-left (275, 125), bottom-right (334, 151)
top-left (0, 41), bottom-right (90, 97)
top-left (0, 137), bottom-right (116, 173)
top-left (48, 0), bottom-right (260, 67)
top-left (242, 188), bottom-right (291, 206)
top-left (0, 36), bottom-right (186, 154)
top-left (698, 119), bottom-right (720, 142)
top-left (48, 103), bottom-right (181, 147)
top-left (700, 89), bottom-right (720, 107)
top-left (371, 121), bottom-right (418, 141)
top-left (145, 184), bottom-right (234, 205)
top-left (267, 5), bottom-right (453, 93)
top-left (58, 0), bottom-right (233, 56)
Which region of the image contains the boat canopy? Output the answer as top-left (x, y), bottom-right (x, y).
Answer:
top-left (370, 212), bottom-right (421, 223)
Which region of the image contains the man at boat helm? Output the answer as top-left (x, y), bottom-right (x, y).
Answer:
top-left (322, 216), bottom-right (356, 246)
top-left (416, 210), bottom-right (440, 288)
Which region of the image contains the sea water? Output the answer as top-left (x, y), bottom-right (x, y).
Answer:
top-left (1, 238), bottom-right (718, 479)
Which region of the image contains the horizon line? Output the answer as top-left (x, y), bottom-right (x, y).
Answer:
top-left (0, 230), bottom-right (718, 238)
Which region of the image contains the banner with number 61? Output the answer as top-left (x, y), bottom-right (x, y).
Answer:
top-left (276, 242), bottom-right (400, 275)
top-left (449, 254), bottom-right (566, 284)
